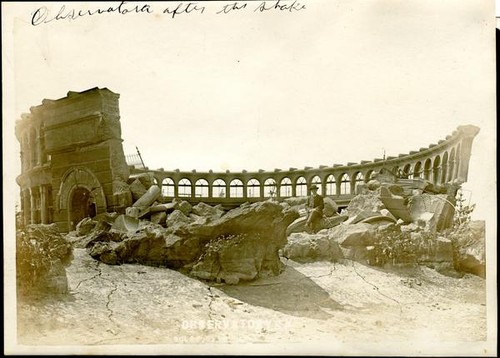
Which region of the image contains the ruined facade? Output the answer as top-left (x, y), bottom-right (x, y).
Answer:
top-left (16, 87), bottom-right (480, 232)
top-left (15, 88), bottom-right (131, 232)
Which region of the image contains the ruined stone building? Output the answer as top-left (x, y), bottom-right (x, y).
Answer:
top-left (16, 88), bottom-right (131, 232)
top-left (16, 87), bottom-right (480, 232)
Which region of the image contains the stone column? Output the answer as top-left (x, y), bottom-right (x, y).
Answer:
top-left (448, 160), bottom-right (455, 182)
top-left (29, 188), bottom-right (35, 224)
top-left (456, 125), bottom-right (480, 183)
top-left (40, 185), bottom-right (47, 224)
top-left (23, 190), bottom-right (30, 226)
top-left (432, 167), bottom-right (440, 185)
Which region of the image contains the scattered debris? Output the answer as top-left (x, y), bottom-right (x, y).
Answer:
top-left (79, 200), bottom-right (298, 284)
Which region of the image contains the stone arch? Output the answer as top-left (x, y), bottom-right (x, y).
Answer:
top-left (432, 155), bottom-right (441, 184)
top-left (365, 169), bottom-right (374, 182)
top-left (311, 175), bottom-right (322, 195)
top-left (195, 178), bottom-right (209, 198)
top-left (178, 178), bottom-right (192, 197)
top-left (58, 167), bottom-right (106, 212)
top-left (162, 178), bottom-right (175, 197)
top-left (280, 177), bottom-right (292, 197)
top-left (339, 173), bottom-right (350, 195)
top-left (402, 164), bottom-right (412, 178)
top-left (413, 161), bottom-right (422, 178)
top-left (424, 158), bottom-right (432, 180)
top-left (264, 178), bottom-right (277, 198)
top-left (229, 179), bottom-right (244, 198)
top-left (212, 178), bottom-right (226, 198)
top-left (246, 178), bottom-right (260, 198)
top-left (295, 176), bottom-right (307, 197)
top-left (352, 172), bottom-right (364, 194)
top-left (57, 167), bottom-right (106, 230)
top-left (325, 174), bottom-right (336, 195)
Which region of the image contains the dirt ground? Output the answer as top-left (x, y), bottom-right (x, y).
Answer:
top-left (15, 248), bottom-right (489, 354)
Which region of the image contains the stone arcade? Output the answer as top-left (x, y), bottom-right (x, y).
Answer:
top-left (16, 87), bottom-right (480, 232)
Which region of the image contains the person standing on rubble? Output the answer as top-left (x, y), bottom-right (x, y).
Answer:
top-left (305, 184), bottom-right (324, 233)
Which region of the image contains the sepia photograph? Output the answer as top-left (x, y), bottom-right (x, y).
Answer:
top-left (3, 0), bottom-right (497, 355)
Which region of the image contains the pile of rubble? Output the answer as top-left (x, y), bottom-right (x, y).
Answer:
top-left (283, 174), bottom-right (485, 277)
top-left (68, 173), bottom-right (299, 284)
top-left (16, 224), bottom-right (73, 297)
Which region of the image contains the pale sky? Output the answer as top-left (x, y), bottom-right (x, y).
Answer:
top-left (3, 1), bottom-right (496, 223)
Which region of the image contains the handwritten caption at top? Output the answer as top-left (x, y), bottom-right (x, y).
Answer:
top-left (31, 1), bottom-right (307, 26)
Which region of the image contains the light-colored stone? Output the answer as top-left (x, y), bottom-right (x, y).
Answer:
top-left (323, 197), bottom-right (339, 217)
top-left (328, 223), bottom-right (376, 247)
top-left (283, 233), bottom-right (331, 262)
top-left (129, 179), bottom-right (147, 202)
top-left (112, 214), bottom-right (139, 232)
top-left (125, 206), bottom-right (140, 218)
top-left (151, 211), bottom-right (167, 225)
top-left (132, 185), bottom-right (161, 208)
top-left (166, 210), bottom-right (193, 227)
top-left (346, 190), bottom-right (385, 218)
top-left (192, 202), bottom-right (224, 219)
top-left (76, 217), bottom-right (97, 236)
top-left (409, 194), bottom-right (455, 232)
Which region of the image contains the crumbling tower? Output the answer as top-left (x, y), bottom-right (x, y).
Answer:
top-left (15, 87), bottom-right (132, 232)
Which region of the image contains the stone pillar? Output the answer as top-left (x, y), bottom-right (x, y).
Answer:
top-left (37, 135), bottom-right (43, 166)
top-left (448, 160), bottom-right (455, 182)
top-left (456, 125), bottom-right (480, 183)
top-left (40, 185), bottom-right (47, 224)
top-left (29, 188), bottom-right (35, 224)
top-left (432, 167), bottom-right (440, 185)
top-left (23, 190), bottom-right (30, 226)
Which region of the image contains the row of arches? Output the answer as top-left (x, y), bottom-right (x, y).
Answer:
top-left (396, 146), bottom-right (460, 184)
top-left (157, 172), bottom-right (380, 199)
top-left (150, 146), bottom-right (462, 199)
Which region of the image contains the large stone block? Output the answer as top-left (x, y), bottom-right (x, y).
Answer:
top-left (409, 194), bottom-right (455, 232)
top-left (129, 179), bottom-right (147, 202)
top-left (323, 197), bottom-right (339, 217)
top-left (328, 223), bottom-right (376, 247)
top-left (283, 233), bottom-right (331, 262)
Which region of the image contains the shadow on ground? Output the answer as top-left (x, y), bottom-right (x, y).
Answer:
top-left (218, 264), bottom-right (342, 320)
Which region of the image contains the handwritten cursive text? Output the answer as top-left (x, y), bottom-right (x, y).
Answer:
top-left (254, 0), bottom-right (306, 13)
top-left (31, 1), bottom-right (152, 26)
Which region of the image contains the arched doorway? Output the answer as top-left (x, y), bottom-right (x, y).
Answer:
top-left (69, 187), bottom-right (95, 230)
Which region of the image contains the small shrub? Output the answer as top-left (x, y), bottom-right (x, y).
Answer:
top-left (16, 224), bottom-right (73, 298)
